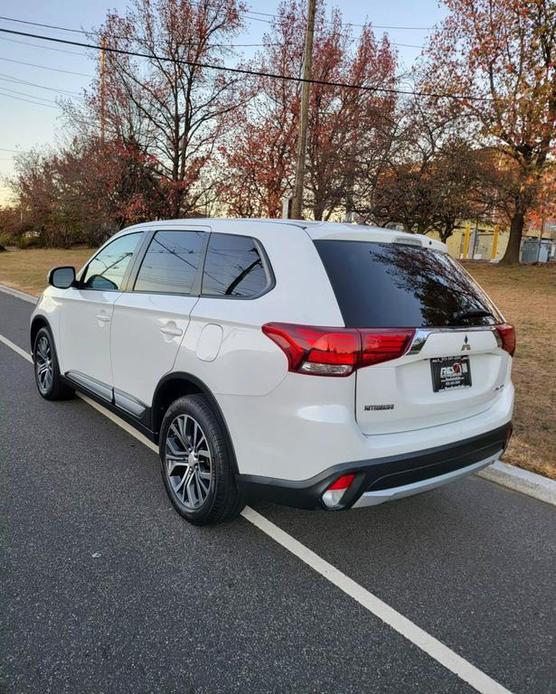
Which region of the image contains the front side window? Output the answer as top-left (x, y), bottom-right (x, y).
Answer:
top-left (134, 230), bottom-right (205, 294)
top-left (202, 233), bottom-right (269, 298)
top-left (82, 233), bottom-right (141, 291)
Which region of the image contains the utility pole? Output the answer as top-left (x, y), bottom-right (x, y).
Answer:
top-left (99, 35), bottom-right (107, 146)
top-left (291, 0), bottom-right (317, 219)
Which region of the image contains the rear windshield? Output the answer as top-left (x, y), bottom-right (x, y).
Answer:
top-left (315, 240), bottom-right (502, 328)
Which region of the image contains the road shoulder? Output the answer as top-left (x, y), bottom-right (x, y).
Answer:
top-left (478, 460), bottom-right (556, 506)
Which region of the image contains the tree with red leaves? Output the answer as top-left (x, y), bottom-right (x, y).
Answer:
top-left (425, 0), bottom-right (556, 263)
top-left (219, 0), bottom-right (397, 220)
top-left (9, 138), bottom-right (164, 247)
top-left (306, 15), bottom-right (397, 220)
top-left (83, 0), bottom-right (247, 219)
top-left (217, 0), bottom-right (304, 218)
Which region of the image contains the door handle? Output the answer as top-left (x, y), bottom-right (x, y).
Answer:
top-left (96, 314), bottom-right (111, 323)
top-left (160, 326), bottom-right (183, 337)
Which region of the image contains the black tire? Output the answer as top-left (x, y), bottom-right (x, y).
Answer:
top-left (33, 326), bottom-right (74, 401)
top-left (159, 394), bottom-right (245, 526)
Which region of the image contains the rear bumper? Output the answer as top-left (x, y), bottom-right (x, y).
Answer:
top-left (239, 422), bottom-right (511, 510)
top-left (351, 454), bottom-right (498, 508)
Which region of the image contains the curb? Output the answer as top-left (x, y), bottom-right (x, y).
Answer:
top-left (0, 283), bottom-right (38, 304)
top-left (0, 284), bottom-right (554, 508)
top-left (478, 460), bottom-right (556, 507)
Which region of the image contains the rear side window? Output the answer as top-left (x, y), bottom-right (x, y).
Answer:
top-left (202, 233), bottom-right (270, 298)
top-left (82, 232), bottom-right (141, 291)
top-left (134, 230), bottom-right (205, 294)
top-left (315, 240), bottom-right (502, 328)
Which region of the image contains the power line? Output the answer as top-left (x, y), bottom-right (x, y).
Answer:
top-left (243, 13), bottom-right (272, 24)
top-left (231, 7), bottom-right (434, 29)
top-left (0, 16), bottom-right (290, 49)
top-left (0, 73), bottom-right (81, 96)
top-left (0, 14), bottom-right (425, 52)
top-left (220, 6), bottom-right (433, 29)
top-left (0, 14), bottom-right (86, 35)
top-left (361, 24), bottom-right (431, 30)
top-left (0, 27), bottom-right (488, 101)
top-left (0, 55), bottom-right (92, 77)
top-left (0, 88), bottom-right (59, 108)
top-left (0, 84), bottom-right (58, 103)
top-left (0, 147), bottom-right (21, 152)
top-left (0, 34), bottom-right (89, 56)
top-left (0, 31), bottom-right (422, 52)
top-left (245, 10), bottom-right (433, 31)
top-left (0, 11), bottom-right (433, 35)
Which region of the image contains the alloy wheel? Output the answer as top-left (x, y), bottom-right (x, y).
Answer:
top-left (165, 414), bottom-right (213, 510)
top-left (35, 335), bottom-right (53, 395)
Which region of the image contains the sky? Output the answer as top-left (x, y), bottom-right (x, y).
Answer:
top-left (0, 0), bottom-right (449, 204)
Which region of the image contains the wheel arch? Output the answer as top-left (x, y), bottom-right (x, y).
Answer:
top-left (152, 372), bottom-right (239, 474)
top-left (30, 315), bottom-right (52, 352)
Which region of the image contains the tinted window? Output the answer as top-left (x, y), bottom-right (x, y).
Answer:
top-left (315, 240), bottom-right (502, 328)
top-left (82, 233), bottom-right (141, 290)
top-left (134, 230), bottom-right (205, 294)
top-left (202, 234), bottom-right (269, 297)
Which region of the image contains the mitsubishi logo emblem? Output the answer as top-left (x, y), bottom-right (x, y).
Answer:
top-left (461, 335), bottom-right (471, 351)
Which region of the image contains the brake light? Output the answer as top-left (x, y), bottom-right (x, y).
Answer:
top-left (322, 473), bottom-right (356, 509)
top-left (262, 323), bottom-right (414, 376)
top-left (327, 473), bottom-right (356, 490)
top-left (360, 330), bottom-right (415, 367)
top-left (495, 324), bottom-right (516, 356)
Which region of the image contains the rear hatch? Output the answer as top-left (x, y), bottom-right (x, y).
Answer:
top-left (315, 238), bottom-right (509, 434)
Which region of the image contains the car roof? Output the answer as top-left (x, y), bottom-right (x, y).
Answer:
top-left (117, 218), bottom-right (447, 252)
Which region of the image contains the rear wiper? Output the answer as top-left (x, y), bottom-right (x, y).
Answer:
top-left (453, 308), bottom-right (495, 320)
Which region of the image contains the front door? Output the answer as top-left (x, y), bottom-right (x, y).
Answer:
top-left (59, 231), bottom-right (143, 400)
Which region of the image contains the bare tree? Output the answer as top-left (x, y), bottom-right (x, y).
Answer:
top-left (82, 0), bottom-right (247, 218)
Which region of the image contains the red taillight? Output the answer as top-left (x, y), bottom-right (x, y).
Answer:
top-left (262, 323), bottom-right (415, 377)
top-left (495, 323), bottom-right (516, 356)
top-left (360, 330), bottom-right (415, 367)
top-left (327, 473), bottom-right (356, 491)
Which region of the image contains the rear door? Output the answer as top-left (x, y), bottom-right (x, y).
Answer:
top-left (315, 239), bottom-right (510, 434)
top-left (109, 228), bottom-right (208, 416)
top-left (180, 232), bottom-right (278, 396)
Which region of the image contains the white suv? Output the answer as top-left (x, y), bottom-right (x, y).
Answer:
top-left (31, 219), bottom-right (515, 525)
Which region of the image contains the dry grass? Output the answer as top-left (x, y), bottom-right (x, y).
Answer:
top-left (0, 248), bottom-right (554, 478)
top-left (0, 247), bottom-right (93, 296)
top-left (464, 262), bottom-right (556, 479)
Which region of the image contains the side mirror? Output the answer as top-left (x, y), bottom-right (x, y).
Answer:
top-left (48, 266), bottom-right (76, 289)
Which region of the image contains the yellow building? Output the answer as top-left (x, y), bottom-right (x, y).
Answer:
top-left (432, 221), bottom-right (555, 261)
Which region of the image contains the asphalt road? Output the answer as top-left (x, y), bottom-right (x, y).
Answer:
top-left (1, 289), bottom-right (555, 694)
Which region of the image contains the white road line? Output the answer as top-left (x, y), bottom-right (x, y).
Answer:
top-left (0, 331), bottom-right (513, 694)
top-left (0, 283), bottom-right (38, 304)
top-left (0, 333), bottom-right (33, 362)
top-left (242, 507), bottom-right (511, 694)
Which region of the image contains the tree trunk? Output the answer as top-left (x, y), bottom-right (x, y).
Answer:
top-left (500, 211), bottom-right (524, 265)
top-left (313, 202), bottom-right (324, 221)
